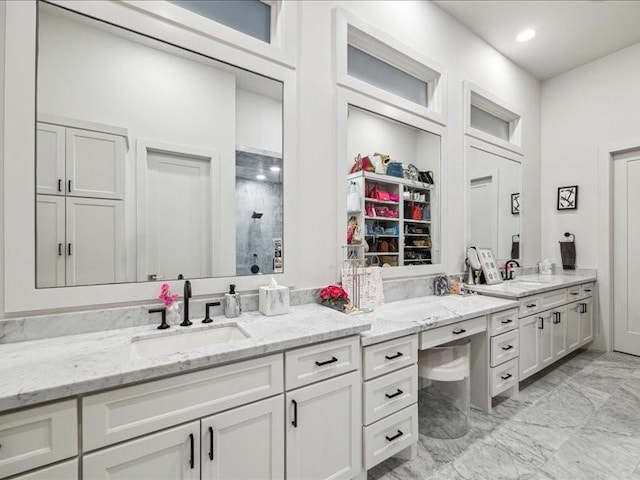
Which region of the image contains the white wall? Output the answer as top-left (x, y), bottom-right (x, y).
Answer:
top-left (541, 41), bottom-right (640, 268)
top-left (236, 89), bottom-right (282, 154)
top-left (297, 1), bottom-right (540, 287)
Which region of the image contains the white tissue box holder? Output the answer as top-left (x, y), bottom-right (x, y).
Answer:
top-left (259, 286), bottom-right (290, 316)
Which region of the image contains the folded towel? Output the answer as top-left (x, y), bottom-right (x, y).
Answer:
top-left (559, 240), bottom-right (576, 270)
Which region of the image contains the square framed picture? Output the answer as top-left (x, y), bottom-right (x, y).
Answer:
top-left (476, 248), bottom-right (503, 285)
top-left (557, 185), bottom-right (578, 210)
top-left (511, 193), bottom-right (521, 215)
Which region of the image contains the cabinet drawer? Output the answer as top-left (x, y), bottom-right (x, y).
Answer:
top-left (491, 358), bottom-right (518, 397)
top-left (362, 334), bottom-right (418, 380)
top-left (490, 329), bottom-right (519, 367)
top-left (419, 316), bottom-right (486, 350)
top-left (363, 404), bottom-right (418, 470)
top-left (12, 459), bottom-right (78, 480)
top-left (285, 336), bottom-right (360, 389)
top-left (0, 399), bottom-right (77, 479)
top-left (83, 354), bottom-right (283, 451)
top-left (363, 365), bottom-right (417, 426)
top-left (519, 296), bottom-right (542, 317)
top-left (541, 288), bottom-right (568, 310)
top-left (581, 282), bottom-right (595, 298)
top-left (489, 308), bottom-right (519, 336)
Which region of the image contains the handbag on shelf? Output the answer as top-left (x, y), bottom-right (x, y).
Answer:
top-left (388, 193), bottom-right (400, 202)
top-left (386, 162), bottom-right (404, 178)
top-left (418, 170), bottom-right (434, 185)
top-left (368, 186), bottom-right (391, 201)
top-left (346, 181), bottom-right (361, 213)
top-left (349, 154), bottom-right (375, 174)
top-left (408, 204), bottom-right (423, 220)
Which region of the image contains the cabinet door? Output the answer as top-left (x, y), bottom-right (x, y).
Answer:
top-left (552, 307), bottom-right (568, 360)
top-left (201, 395), bottom-right (284, 480)
top-left (12, 459), bottom-right (77, 480)
top-left (286, 371), bottom-right (362, 480)
top-left (36, 195), bottom-right (66, 288)
top-left (66, 197), bottom-right (125, 286)
top-left (66, 128), bottom-right (124, 199)
top-left (36, 123), bottom-right (65, 195)
top-left (566, 302), bottom-right (582, 352)
top-left (83, 421), bottom-right (199, 480)
top-left (539, 312), bottom-right (554, 369)
top-left (580, 298), bottom-right (594, 344)
top-left (519, 315), bottom-right (540, 380)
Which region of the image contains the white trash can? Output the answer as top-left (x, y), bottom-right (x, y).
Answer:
top-left (418, 339), bottom-right (471, 439)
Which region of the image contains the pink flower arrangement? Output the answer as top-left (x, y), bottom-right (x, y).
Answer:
top-left (158, 283), bottom-right (179, 307)
top-left (319, 285), bottom-right (349, 301)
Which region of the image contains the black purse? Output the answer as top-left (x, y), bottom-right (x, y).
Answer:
top-left (418, 170), bottom-right (434, 184)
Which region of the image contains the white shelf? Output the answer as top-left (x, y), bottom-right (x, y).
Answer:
top-left (403, 199), bottom-right (430, 205)
top-left (365, 252), bottom-right (399, 256)
top-left (364, 198), bottom-right (399, 206)
top-left (348, 171), bottom-right (434, 191)
top-left (404, 246), bottom-right (431, 249)
top-left (364, 216), bottom-right (400, 222)
top-left (404, 233), bottom-right (430, 237)
top-left (364, 234), bottom-right (398, 238)
top-left (403, 219), bottom-right (431, 224)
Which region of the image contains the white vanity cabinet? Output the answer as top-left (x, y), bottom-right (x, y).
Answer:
top-left (36, 123), bottom-right (66, 196)
top-left (518, 282), bottom-right (595, 381)
top-left (285, 336), bottom-right (362, 480)
top-left (36, 195), bottom-right (66, 288)
top-left (0, 400), bottom-right (78, 479)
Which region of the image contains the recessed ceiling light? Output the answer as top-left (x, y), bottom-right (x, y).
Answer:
top-left (256, 174), bottom-right (266, 180)
top-left (516, 28), bottom-right (536, 42)
top-left (270, 166), bottom-right (281, 172)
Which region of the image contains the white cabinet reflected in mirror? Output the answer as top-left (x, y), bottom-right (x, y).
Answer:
top-left (35, 3), bottom-right (283, 287)
top-left (467, 145), bottom-right (522, 262)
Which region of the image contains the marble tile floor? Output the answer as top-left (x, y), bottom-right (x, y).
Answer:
top-left (369, 349), bottom-right (640, 480)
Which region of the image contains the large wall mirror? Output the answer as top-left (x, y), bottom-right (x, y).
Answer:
top-left (344, 104), bottom-right (441, 270)
top-left (466, 143), bottom-right (522, 262)
top-left (35, 2), bottom-right (284, 287)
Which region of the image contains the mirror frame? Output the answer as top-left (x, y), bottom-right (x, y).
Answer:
top-left (463, 135), bottom-right (523, 265)
top-left (335, 87), bottom-right (447, 279)
top-left (3, 0), bottom-right (299, 313)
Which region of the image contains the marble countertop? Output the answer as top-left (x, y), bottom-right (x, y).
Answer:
top-left (358, 294), bottom-right (518, 346)
top-left (468, 271), bottom-right (596, 299)
top-left (0, 294), bottom-right (519, 413)
top-left (0, 304), bottom-right (370, 413)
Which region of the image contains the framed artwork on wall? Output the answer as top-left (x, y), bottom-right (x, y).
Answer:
top-left (557, 185), bottom-right (578, 210)
top-left (511, 193), bottom-right (521, 215)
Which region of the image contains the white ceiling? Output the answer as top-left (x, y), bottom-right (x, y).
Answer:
top-left (434, 0), bottom-right (640, 80)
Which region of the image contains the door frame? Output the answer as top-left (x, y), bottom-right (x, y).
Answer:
top-left (136, 139), bottom-right (222, 282)
top-left (597, 137), bottom-right (640, 352)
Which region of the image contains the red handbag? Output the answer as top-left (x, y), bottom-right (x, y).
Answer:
top-left (369, 186), bottom-right (391, 201)
top-left (411, 205), bottom-right (423, 220)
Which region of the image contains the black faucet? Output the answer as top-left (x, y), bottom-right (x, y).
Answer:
top-left (180, 280), bottom-right (193, 326)
top-left (504, 260), bottom-right (520, 280)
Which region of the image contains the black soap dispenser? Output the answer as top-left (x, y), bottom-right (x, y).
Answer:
top-left (224, 284), bottom-right (242, 318)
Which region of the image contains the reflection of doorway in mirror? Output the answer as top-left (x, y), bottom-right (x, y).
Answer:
top-left (469, 174), bottom-right (498, 255)
top-left (140, 147), bottom-right (218, 281)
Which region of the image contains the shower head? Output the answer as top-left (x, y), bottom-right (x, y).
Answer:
top-left (252, 211), bottom-right (263, 219)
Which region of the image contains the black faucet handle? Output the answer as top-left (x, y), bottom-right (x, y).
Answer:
top-left (203, 302), bottom-right (221, 324)
top-left (149, 307), bottom-right (169, 330)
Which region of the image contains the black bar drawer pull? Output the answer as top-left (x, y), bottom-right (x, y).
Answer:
top-left (68, 180), bottom-right (72, 193)
top-left (58, 243), bottom-right (63, 256)
top-left (291, 400), bottom-right (298, 427)
top-left (385, 351), bottom-right (403, 360)
top-left (570, 292), bottom-right (580, 296)
top-left (526, 303), bottom-right (537, 308)
top-left (452, 328), bottom-right (466, 335)
top-left (188, 433), bottom-right (194, 469)
top-left (584, 289), bottom-right (592, 293)
top-left (68, 243), bottom-right (72, 256)
top-left (501, 345), bottom-right (514, 351)
top-left (208, 426), bottom-right (214, 461)
top-left (500, 319), bottom-right (513, 324)
top-left (501, 373), bottom-right (513, 380)
top-left (385, 389), bottom-right (404, 399)
top-left (57, 179), bottom-right (62, 192)
top-left (385, 430), bottom-right (404, 442)
top-left (315, 356), bottom-right (338, 367)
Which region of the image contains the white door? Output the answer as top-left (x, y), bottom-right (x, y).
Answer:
top-left (580, 298), bottom-right (594, 344)
top-left (539, 312), bottom-right (554, 369)
top-left (83, 421), bottom-right (200, 480)
top-left (286, 371), bottom-right (362, 480)
top-left (201, 395), bottom-right (284, 480)
top-left (66, 197), bottom-right (125, 286)
top-left (519, 315), bottom-right (540, 380)
top-left (552, 307), bottom-right (568, 360)
top-left (66, 128), bottom-right (124, 199)
top-left (36, 123), bottom-right (65, 196)
top-left (36, 195), bottom-right (65, 288)
top-left (469, 175), bottom-right (498, 252)
top-left (566, 302), bottom-right (582, 352)
top-left (614, 150), bottom-right (640, 356)
top-left (145, 150), bottom-right (212, 281)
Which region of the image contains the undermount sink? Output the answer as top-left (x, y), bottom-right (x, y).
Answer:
top-left (131, 323), bottom-right (250, 358)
